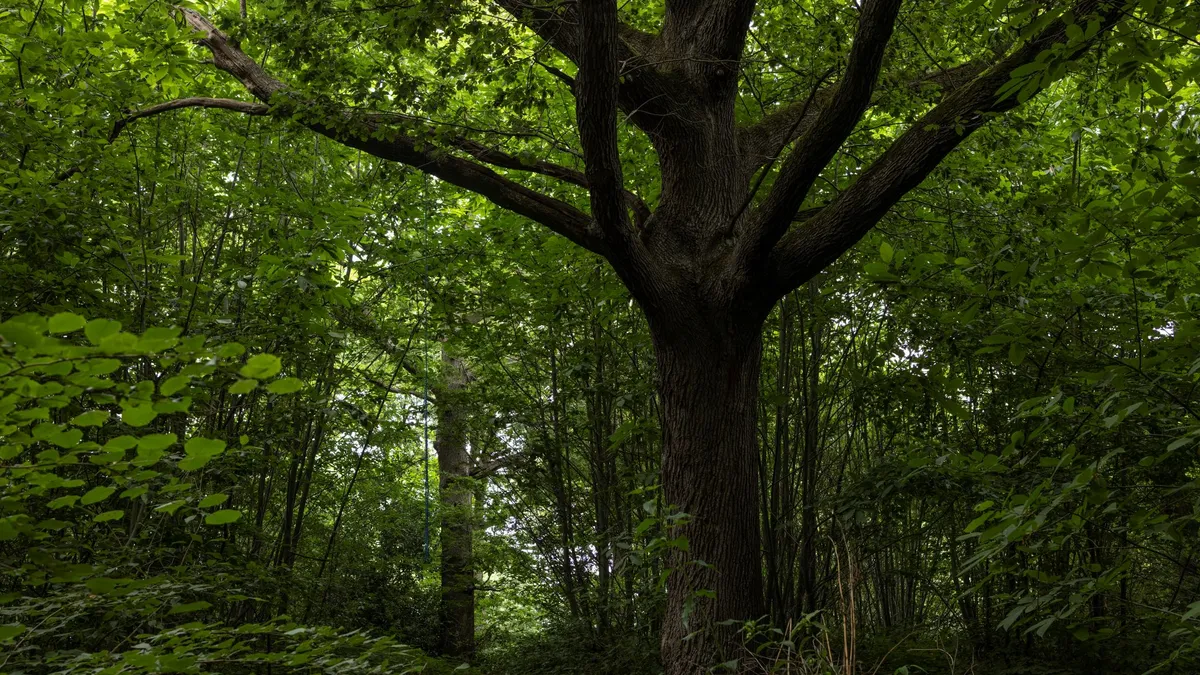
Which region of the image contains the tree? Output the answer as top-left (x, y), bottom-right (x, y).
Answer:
top-left (104, 0), bottom-right (1138, 670)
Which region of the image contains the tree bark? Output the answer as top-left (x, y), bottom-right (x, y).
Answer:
top-left (436, 353), bottom-right (475, 659)
top-left (652, 313), bottom-right (766, 673)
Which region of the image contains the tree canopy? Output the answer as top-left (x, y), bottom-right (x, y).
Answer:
top-left (2, 0), bottom-right (1200, 673)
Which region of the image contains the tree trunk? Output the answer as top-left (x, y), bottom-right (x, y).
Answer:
top-left (436, 353), bottom-right (475, 659)
top-left (653, 317), bottom-right (766, 673)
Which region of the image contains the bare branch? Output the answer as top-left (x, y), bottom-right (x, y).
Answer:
top-left (174, 6), bottom-right (610, 257)
top-left (767, 0), bottom-right (1127, 296)
top-left (108, 97), bottom-right (268, 141)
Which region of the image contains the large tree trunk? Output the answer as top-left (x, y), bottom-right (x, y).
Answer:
top-left (653, 315), bottom-right (767, 673)
top-left (436, 354), bottom-right (475, 659)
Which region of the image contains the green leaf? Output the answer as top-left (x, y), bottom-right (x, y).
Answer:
top-left (1167, 435), bottom-right (1194, 452)
top-left (155, 500), bottom-right (186, 515)
top-left (1010, 61), bottom-right (1047, 78)
top-left (84, 318), bottom-right (122, 345)
top-left (184, 437), bottom-right (226, 458)
top-left (93, 510), bottom-right (124, 522)
top-left (122, 405), bottom-right (158, 428)
top-left (49, 428), bottom-right (83, 448)
top-left (0, 624), bottom-right (26, 642)
top-left (70, 410), bottom-right (110, 427)
top-left (1009, 342), bottom-right (1027, 366)
top-left (0, 319), bottom-right (44, 347)
top-left (266, 377), bottom-right (304, 394)
top-left (228, 378), bottom-right (258, 394)
top-left (104, 436), bottom-right (138, 451)
top-left (205, 509), bottom-right (242, 525)
top-left (965, 512), bottom-right (991, 533)
top-left (880, 242), bottom-right (894, 263)
top-left (81, 486), bottom-right (116, 505)
top-left (161, 375), bottom-right (190, 396)
top-left (180, 437), bottom-right (227, 471)
top-left (48, 312), bottom-right (86, 333)
top-left (48, 495), bottom-right (79, 509)
top-left (169, 601), bottom-right (212, 614)
top-left (137, 433), bottom-right (177, 452)
top-left (199, 493), bottom-right (229, 508)
top-left (240, 354), bottom-right (282, 379)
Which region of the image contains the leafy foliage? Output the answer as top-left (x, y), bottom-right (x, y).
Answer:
top-left (3, 0), bottom-right (1200, 673)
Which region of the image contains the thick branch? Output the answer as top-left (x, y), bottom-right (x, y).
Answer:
top-left (661, 0), bottom-right (757, 68)
top-left (767, 0), bottom-right (1126, 295)
top-left (743, 0), bottom-right (903, 264)
top-left (175, 7), bottom-right (609, 257)
top-left (738, 61), bottom-right (987, 174)
top-left (575, 0), bottom-right (635, 246)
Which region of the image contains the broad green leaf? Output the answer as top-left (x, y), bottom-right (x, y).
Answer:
top-left (122, 405), bottom-right (157, 428)
top-left (204, 509), bottom-right (242, 525)
top-left (81, 486), bottom-right (116, 505)
top-left (161, 375), bottom-right (190, 396)
top-left (240, 354), bottom-right (281, 379)
top-left (70, 410), bottom-right (110, 427)
top-left (1009, 342), bottom-right (1027, 366)
top-left (199, 493), bottom-right (229, 508)
top-left (168, 601), bottom-right (212, 614)
top-left (137, 433), bottom-right (177, 451)
top-left (48, 312), bottom-right (86, 333)
top-left (228, 378), bottom-right (258, 394)
top-left (180, 437), bottom-right (227, 471)
top-left (266, 377), bottom-right (304, 394)
top-left (84, 319), bottom-right (122, 345)
top-left (48, 495), bottom-right (79, 509)
top-left (184, 437), bottom-right (226, 458)
top-left (93, 510), bottom-right (124, 522)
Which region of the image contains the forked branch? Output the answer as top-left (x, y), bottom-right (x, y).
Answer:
top-left (744, 0), bottom-right (904, 263)
top-left (766, 0), bottom-right (1128, 296)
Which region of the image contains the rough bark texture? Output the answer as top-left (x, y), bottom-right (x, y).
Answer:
top-left (435, 353), bottom-right (474, 659)
top-left (653, 313), bottom-right (766, 670)
top-left (140, 1), bottom-right (1133, 671)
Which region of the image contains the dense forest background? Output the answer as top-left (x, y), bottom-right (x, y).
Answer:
top-left (3, 0), bottom-right (1200, 673)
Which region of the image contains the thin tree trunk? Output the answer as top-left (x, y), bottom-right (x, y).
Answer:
top-left (436, 352), bottom-right (475, 659)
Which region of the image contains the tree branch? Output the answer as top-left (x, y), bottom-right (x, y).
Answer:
top-left (766, 0), bottom-right (1127, 296)
top-left (100, 92), bottom-right (648, 226)
top-left (450, 138), bottom-right (650, 226)
top-left (50, 97), bottom-right (269, 185)
top-left (108, 97), bottom-right (269, 142)
top-left (737, 60), bottom-right (987, 174)
top-left (575, 0), bottom-right (635, 246)
top-left (175, 6), bottom-right (611, 257)
top-left (742, 0), bottom-right (903, 266)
